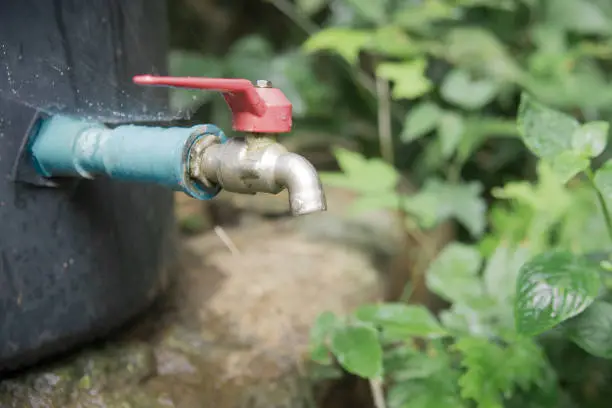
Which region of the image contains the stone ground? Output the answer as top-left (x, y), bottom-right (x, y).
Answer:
top-left (0, 186), bottom-right (438, 408)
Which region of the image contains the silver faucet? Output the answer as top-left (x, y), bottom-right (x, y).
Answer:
top-left (188, 133), bottom-right (327, 216)
top-left (132, 75), bottom-right (327, 215)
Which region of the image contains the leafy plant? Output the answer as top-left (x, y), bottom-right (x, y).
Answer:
top-left (168, 0), bottom-right (612, 406)
top-left (312, 91), bottom-right (612, 406)
top-left (296, 1), bottom-right (612, 405)
top-left (320, 147), bottom-right (486, 236)
top-left (512, 93), bottom-right (612, 358)
top-left (301, 0), bottom-right (612, 182)
top-left (310, 241), bottom-right (560, 408)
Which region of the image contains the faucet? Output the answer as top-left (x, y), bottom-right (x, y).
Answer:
top-left (190, 133), bottom-right (326, 215)
top-left (25, 76), bottom-right (326, 216)
top-left (133, 75), bottom-right (326, 216)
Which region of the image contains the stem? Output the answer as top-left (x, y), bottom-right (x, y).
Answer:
top-left (586, 167), bottom-right (612, 242)
top-left (445, 158), bottom-right (462, 183)
top-left (376, 75), bottom-right (394, 165)
top-left (369, 378), bottom-right (387, 408)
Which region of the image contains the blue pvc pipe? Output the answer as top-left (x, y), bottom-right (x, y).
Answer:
top-left (30, 115), bottom-right (227, 200)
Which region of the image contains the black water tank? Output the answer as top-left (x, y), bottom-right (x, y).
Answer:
top-left (0, 0), bottom-right (177, 370)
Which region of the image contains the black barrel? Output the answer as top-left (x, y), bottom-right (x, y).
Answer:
top-left (0, 0), bottom-right (177, 370)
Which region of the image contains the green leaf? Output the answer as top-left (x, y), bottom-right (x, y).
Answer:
top-left (369, 26), bottom-right (421, 58)
top-left (386, 344), bottom-right (462, 407)
top-left (493, 161), bottom-right (572, 213)
top-left (571, 121), bottom-right (609, 158)
top-left (543, 150), bottom-right (590, 184)
top-left (330, 324), bottom-right (383, 379)
top-left (524, 67), bottom-right (612, 110)
top-left (438, 111), bottom-right (465, 159)
top-left (401, 101), bottom-right (442, 142)
top-left (354, 303), bottom-right (448, 338)
top-left (321, 148), bottom-right (399, 194)
top-left (514, 250), bottom-right (602, 336)
top-left (388, 383), bottom-right (464, 408)
top-left (531, 24), bottom-right (567, 53)
top-left (562, 300), bottom-right (612, 358)
top-left (517, 93), bottom-right (580, 158)
top-left (376, 59), bottom-right (433, 100)
top-left (547, 0), bottom-right (612, 36)
top-left (309, 311), bottom-right (339, 364)
top-left (393, 2), bottom-right (456, 29)
top-left (458, 0), bottom-right (516, 9)
top-left (426, 243), bottom-right (483, 304)
top-left (296, 0), bottom-right (328, 15)
top-left (404, 180), bottom-right (486, 237)
top-left (483, 243), bottom-right (530, 304)
top-left (386, 347), bottom-right (453, 382)
top-left (343, 0), bottom-right (388, 24)
top-left (440, 69), bottom-right (499, 110)
top-left (594, 159), bottom-right (612, 200)
top-left (302, 27), bottom-right (371, 64)
top-left (444, 28), bottom-right (522, 81)
top-left (456, 117), bottom-right (518, 164)
top-left (439, 302), bottom-right (498, 336)
top-left (402, 190), bottom-right (440, 228)
top-left (455, 336), bottom-right (546, 408)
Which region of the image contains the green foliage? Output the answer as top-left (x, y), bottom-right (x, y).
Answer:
top-left (404, 180), bottom-right (486, 237)
top-left (310, 311), bottom-right (339, 364)
top-left (296, 1), bottom-right (612, 401)
top-left (310, 93), bottom-right (612, 406)
top-left (514, 251), bottom-right (602, 336)
top-left (594, 160), bottom-right (612, 198)
top-left (572, 121), bottom-right (609, 158)
top-left (517, 94), bottom-right (610, 187)
top-left (517, 93), bottom-right (580, 159)
top-left (507, 95), bottom-right (612, 368)
top-left (311, 240), bottom-right (556, 407)
top-left (355, 303), bottom-right (448, 339)
top-left (402, 101), bottom-right (442, 142)
top-left (303, 28), bottom-right (371, 64)
top-left (440, 69), bottom-right (499, 110)
top-left (562, 300), bottom-right (612, 358)
top-left (320, 147), bottom-right (399, 194)
top-left (376, 60), bottom-right (433, 100)
top-left (425, 243), bottom-right (483, 304)
top-left (168, 0), bottom-right (612, 405)
top-left (295, 0), bottom-right (328, 16)
top-left (455, 336), bottom-right (546, 408)
top-left (321, 148), bottom-right (487, 237)
top-left (330, 324), bottom-right (383, 378)
top-left (547, 0), bottom-right (612, 35)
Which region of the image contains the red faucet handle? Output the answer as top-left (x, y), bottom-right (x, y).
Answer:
top-left (133, 75), bottom-right (292, 134)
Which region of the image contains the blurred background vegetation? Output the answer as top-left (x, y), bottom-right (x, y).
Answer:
top-left (167, 1), bottom-right (612, 407)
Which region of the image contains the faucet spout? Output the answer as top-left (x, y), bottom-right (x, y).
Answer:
top-left (275, 153), bottom-right (327, 215)
top-left (190, 134), bottom-right (326, 216)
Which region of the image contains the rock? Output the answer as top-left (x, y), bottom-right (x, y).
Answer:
top-left (0, 204), bottom-right (384, 408)
top-left (288, 185), bottom-right (454, 304)
top-left (211, 186), bottom-right (406, 260)
top-left (0, 181), bottom-right (455, 407)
